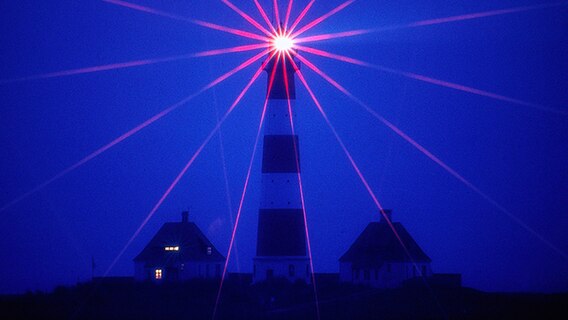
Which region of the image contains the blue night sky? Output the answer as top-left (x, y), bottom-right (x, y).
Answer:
top-left (1, 0), bottom-right (567, 294)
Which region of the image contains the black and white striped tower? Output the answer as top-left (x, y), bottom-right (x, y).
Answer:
top-left (253, 53), bottom-right (310, 283)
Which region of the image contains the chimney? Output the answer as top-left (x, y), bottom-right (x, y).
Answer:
top-left (379, 209), bottom-right (392, 224)
top-left (182, 211), bottom-right (189, 223)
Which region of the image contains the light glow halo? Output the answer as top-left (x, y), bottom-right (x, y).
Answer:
top-left (271, 33), bottom-right (295, 53)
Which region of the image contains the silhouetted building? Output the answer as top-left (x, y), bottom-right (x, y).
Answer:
top-left (253, 52), bottom-right (311, 283)
top-left (133, 211), bottom-right (225, 282)
top-left (339, 210), bottom-right (432, 288)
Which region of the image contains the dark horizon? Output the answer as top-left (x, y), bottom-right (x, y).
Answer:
top-left (1, 0), bottom-right (567, 295)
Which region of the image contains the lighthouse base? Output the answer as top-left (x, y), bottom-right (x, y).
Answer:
top-left (252, 256), bottom-right (311, 284)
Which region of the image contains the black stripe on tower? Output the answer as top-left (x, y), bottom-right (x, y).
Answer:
top-left (256, 209), bottom-right (307, 256)
top-left (262, 135), bottom-right (300, 173)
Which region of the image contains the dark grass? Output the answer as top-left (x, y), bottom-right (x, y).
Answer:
top-left (1, 277), bottom-right (566, 319)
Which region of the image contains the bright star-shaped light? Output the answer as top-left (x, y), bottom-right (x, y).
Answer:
top-left (271, 34), bottom-right (295, 53)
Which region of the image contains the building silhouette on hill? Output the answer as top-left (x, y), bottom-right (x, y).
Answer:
top-left (133, 211), bottom-right (225, 282)
top-left (339, 210), bottom-right (432, 288)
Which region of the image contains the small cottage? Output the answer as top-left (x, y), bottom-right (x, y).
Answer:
top-left (339, 210), bottom-right (432, 288)
top-left (134, 211), bottom-right (225, 282)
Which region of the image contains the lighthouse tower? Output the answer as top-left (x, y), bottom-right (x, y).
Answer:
top-left (253, 52), bottom-right (310, 283)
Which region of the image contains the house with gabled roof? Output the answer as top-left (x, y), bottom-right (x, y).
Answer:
top-left (339, 210), bottom-right (432, 288)
top-left (134, 211), bottom-right (225, 282)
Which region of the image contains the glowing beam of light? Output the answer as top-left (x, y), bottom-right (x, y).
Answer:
top-left (273, 0), bottom-right (281, 28)
top-left (296, 45), bottom-right (568, 115)
top-left (0, 50), bottom-right (269, 214)
top-left (103, 0), bottom-right (192, 22)
top-left (375, 117), bottom-right (568, 261)
top-left (201, 49), bottom-right (271, 93)
top-left (193, 43), bottom-right (270, 57)
top-left (295, 45), bottom-right (364, 65)
top-left (291, 0), bottom-right (355, 38)
top-left (289, 54), bottom-right (417, 274)
top-left (254, 0), bottom-right (277, 33)
top-left (295, 29), bottom-right (372, 44)
top-left (0, 44), bottom-right (268, 84)
top-left (103, 0), bottom-right (269, 42)
top-left (211, 81), bottom-right (240, 272)
top-left (193, 20), bottom-right (269, 42)
top-left (105, 60), bottom-right (268, 278)
top-left (212, 51), bottom-right (280, 320)
top-left (287, 0), bottom-right (315, 35)
top-left (221, 0), bottom-right (273, 37)
top-left (0, 58), bottom-right (178, 84)
top-left (281, 54), bottom-right (321, 320)
top-left (374, 2), bottom-right (568, 32)
top-left (295, 53), bottom-right (568, 261)
top-left (284, 0), bottom-right (294, 30)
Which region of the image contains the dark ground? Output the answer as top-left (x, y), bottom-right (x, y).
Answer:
top-left (1, 276), bottom-right (566, 319)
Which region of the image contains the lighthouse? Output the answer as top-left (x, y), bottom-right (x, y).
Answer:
top-left (253, 49), bottom-right (310, 283)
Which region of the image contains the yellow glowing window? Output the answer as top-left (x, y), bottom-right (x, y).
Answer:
top-left (207, 247), bottom-right (212, 255)
top-left (155, 269), bottom-right (163, 280)
top-left (164, 246), bottom-right (179, 251)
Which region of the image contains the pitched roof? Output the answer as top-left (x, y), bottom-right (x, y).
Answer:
top-left (339, 222), bottom-right (431, 268)
top-left (133, 221), bottom-right (225, 265)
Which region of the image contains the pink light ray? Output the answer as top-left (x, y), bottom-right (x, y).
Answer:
top-left (395, 72), bottom-right (568, 115)
top-left (273, 0), bottom-right (281, 28)
top-left (105, 60), bottom-right (268, 277)
top-left (211, 83), bottom-right (240, 272)
top-left (193, 43), bottom-right (269, 57)
top-left (287, 0), bottom-right (315, 35)
top-left (297, 45), bottom-right (568, 115)
top-left (221, 0), bottom-right (273, 37)
top-left (1, 44), bottom-right (268, 84)
top-left (213, 51), bottom-right (281, 320)
top-left (192, 20), bottom-right (269, 42)
top-left (103, 0), bottom-right (269, 42)
top-left (0, 58), bottom-right (180, 84)
top-left (254, 0), bottom-right (277, 33)
top-left (294, 45), bottom-right (367, 65)
top-left (295, 29), bottom-right (372, 44)
top-left (203, 49), bottom-right (271, 91)
top-left (282, 54), bottom-right (321, 320)
top-left (103, 0), bottom-right (193, 23)
top-left (295, 53), bottom-right (568, 260)
top-left (290, 55), bottom-right (420, 273)
top-left (0, 50), bottom-right (269, 214)
top-left (404, 2), bottom-right (568, 30)
top-left (291, 0), bottom-right (355, 38)
top-left (284, 0), bottom-right (294, 30)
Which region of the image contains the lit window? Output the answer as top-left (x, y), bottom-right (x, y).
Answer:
top-left (155, 269), bottom-right (163, 280)
top-left (207, 247), bottom-right (212, 255)
top-left (165, 246), bottom-right (179, 251)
